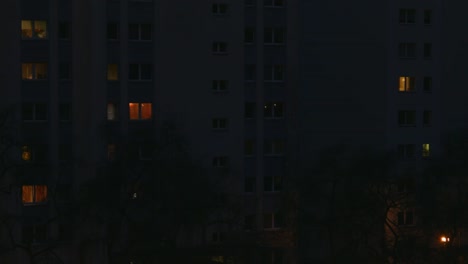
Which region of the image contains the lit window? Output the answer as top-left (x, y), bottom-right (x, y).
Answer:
top-left (424, 43), bottom-right (432, 59)
top-left (423, 76), bottom-right (432, 92)
top-left (128, 103), bottom-right (152, 120)
top-left (21, 20), bottom-right (47, 39)
top-left (264, 0), bottom-right (284, 7)
top-left (424, 9), bottom-right (432, 25)
top-left (212, 3), bottom-right (228, 14)
top-left (397, 211), bottom-right (414, 225)
top-left (22, 185), bottom-right (48, 204)
top-left (107, 23), bottom-right (119, 40)
top-left (22, 146), bottom-right (32, 161)
top-left (107, 64), bottom-right (119, 80)
top-left (264, 27), bottom-right (285, 45)
top-left (212, 118), bottom-right (228, 130)
top-left (398, 76), bottom-right (415, 92)
top-left (107, 103), bottom-right (118, 120)
top-left (22, 103), bottom-right (47, 121)
top-left (129, 24), bottom-right (152, 41)
top-left (263, 212), bottom-right (283, 229)
top-left (264, 102), bottom-right (284, 118)
top-left (264, 175), bottom-right (282, 192)
top-left (22, 63), bottom-right (48, 80)
top-left (398, 110), bottom-right (416, 126)
top-left (264, 64), bottom-right (284, 82)
top-left (399, 43), bottom-right (416, 58)
top-left (129, 64), bottom-right (152, 80)
top-left (422, 143), bottom-right (430, 157)
top-left (399, 9), bottom-right (416, 24)
top-left (397, 144), bottom-right (416, 160)
top-left (245, 140), bottom-right (254, 156)
top-left (264, 140), bottom-right (284, 156)
top-left (212, 80), bottom-right (229, 92)
top-left (212, 156), bottom-right (228, 168)
top-left (212, 42), bottom-right (228, 54)
top-left (423, 110), bottom-right (432, 126)
top-left (245, 28), bottom-right (255, 44)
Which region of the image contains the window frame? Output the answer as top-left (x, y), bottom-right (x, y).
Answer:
top-left (22, 185), bottom-right (48, 205)
top-left (212, 3), bottom-right (228, 15)
top-left (22, 103), bottom-right (48, 121)
top-left (398, 76), bottom-right (415, 92)
top-left (264, 139), bottom-right (285, 156)
top-left (399, 9), bottom-right (416, 24)
top-left (128, 23), bottom-right (152, 41)
top-left (264, 27), bottom-right (285, 45)
top-left (398, 110), bottom-right (416, 127)
top-left (264, 64), bottom-right (284, 82)
top-left (21, 20), bottom-right (48, 39)
top-left (264, 102), bottom-right (284, 119)
top-left (22, 63), bottom-right (48, 80)
top-left (398, 43), bottom-right (416, 59)
top-left (212, 118), bottom-right (229, 130)
top-left (128, 63), bottom-right (152, 81)
top-left (212, 41), bottom-right (228, 54)
top-left (128, 102), bottom-right (152, 120)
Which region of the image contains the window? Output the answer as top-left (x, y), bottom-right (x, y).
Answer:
top-left (397, 179), bottom-right (415, 193)
top-left (138, 145), bottom-right (153, 160)
top-left (424, 9), bottom-right (432, 25)
top-left (22, 185), bottom-right (48, 204)
top-left (264, 175), bottom-right (282, 192)
top-left (22, 224), bottom-right (47, 243)
top-left (212, 118), bottom-right (228, 130)
top-left (245, 0), bottom-right (255, 7)
top-left (423, 76), bottom-right (432, 92)
top-left (264, 0), bottom-right (284, 7)
top-left (212, 42), bottom-right (228, 54)
top-left (264, 27), bottom-right (285, 45)
top-left (264, 102), bottom-right (284, 118)
top-left (212, 80), bottom-right (229, 92)
top-left (398, 76), bottom-right (415, 92)
top-left (264, 212), bottom-right (283, 229)
top-left (129, 24), bottom-right (152, 40)
top-left (59, 63), bottom-right (71, 80)
top-left (264, 64), bottom-right (284, 82)
top-left (21, 145), bottom-right (47, 162)
top-left (107, 64), bottom-right (119, 80)
top-left (59, 103), bottom-right (71, 122)
top-left (212, 3), bottom-right (228, 14)
top-left (58, 22), bottom-right (70, 39)
top-left (212, 156), bottom-right (228, 168)
top-left (21, 20), bottom-right (47, 39)
top-left (245, 177), bottom-right (256, 192)
top-left (423, 110), bottom-right (432, 126)
top-left (264, 140), bottom-right (284, 156)
top-left (59, 144), bottom-right (72, 162)
top-left (245, 102), bottom-right (255, 118)
top-left (397, 211), bottom-right (414, 226)
top-left (107, 103), bottom-right (118, 120)
top-left (107, 144), bottom-right (116, 161)
top-left (107, 23), bottom-right (119, 40)
top-left (399, 9), bottom-right (416, 24)
top-left (398, 110), bottom-right (416, 126)
top-left (245, 140), bottom-right (254, 156)
top-left (128, 103), bottom-right (152, 120)
top-left (422, 143), bottom-right (430, 157)
top-left (397, 144), bottom-right (416, 160)
top-left (22, 63), bottom-right (48, 80)
top-left (245, 64), bottom-right (256, 81)
top-left (22, 103), bottom-right (47, 121)
top-left (129, 64), bottom-right (152, 80)
top-left (423, 43), bottom-right (432, 59)
top-left (244, 215), bottom-right (254, 230)
top-left (245, 27), bottom-right (255, 44)
top-left (399, 43), bottom-right (416, 58)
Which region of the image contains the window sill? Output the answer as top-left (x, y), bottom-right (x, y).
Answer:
top-left (264, 154), bottom-right (284, 157)
top-left (129, 39), bottom-right (153, 42)
top-left (213, 52), bottom-right (229, 55)
top-left (264, 80), bottom-right (284, 83)
top-left (128, 79), bottom-right (152, 82)
top-left (264, 43), bottom-right (285, 46)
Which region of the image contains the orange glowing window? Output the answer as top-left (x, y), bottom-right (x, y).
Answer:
top-left (129, 103), bottom-right (152, 120)
top-left (107, 64), bottom-right (118, 80)
top-left (22, 146), bottom-right (32, 161)
top-left (21, 20), bottom-right (47, 39)
top-left (22, 185), bottom-right (48, 204)
top-left (399, 76), bottom-right (415, 92)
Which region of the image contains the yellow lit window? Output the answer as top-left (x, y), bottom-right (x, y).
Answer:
top-left (22, 146), bottom-right (32, 161)
top-left (129, 103), bottom-right (152, 120)
top-left (22, 64), bottom-right (33, 79)
top-left (107, 64), bottom-right (119, 80)
top-left (21, 20), bottom-right (47, 39)
top-left (422, 143), bottom-right (430, 157)
top-left (22, 63), bottom-right (48, 80)
top-left (399, 76), bottom-right (415, 92)
top-left (22, 185), bottom-right (48, 204)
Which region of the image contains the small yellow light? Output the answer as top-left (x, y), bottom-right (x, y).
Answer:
top-left (22, 146), bottom-right (31, 161)
top-left (441, 236), bottom-right (449, 242)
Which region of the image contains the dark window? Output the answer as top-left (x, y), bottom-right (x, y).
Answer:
top-left (59, 144), bottom-right (72, 162)
top-left (264, 64), bottom-right (284, 81)
top-left (424, 10), bottom-right (432, 25)
top-left (245, 27), bottom-right (255, 44)
top-left (59, 63), bottom-right (71, 80)
top-left (212, 3), bottom-right (228, 14)
top-left (58, 22), bottom-right (70, 39)
top-left (244, 177), bottom-right (255, 192)
top-left (397, 212), bottom-right (405, 225)
top-left (22, 103), bottom-right (47, 121)
top-left (140, 64), bottom-right (152, 80)
top-left (424, 43), bottom-right (432, 59)
top-left (399, 9), bottom-right (416, 24)
top-left (399, 43), bottom-right (416, 58)
top-left (245, 0), bottom-right (255, 6)
top-left (423, 76), bottom-right (432, 92)
top-left (264, 175), bottom-right (282, 192)
top-left (397, 144), bottom-right (416, 160)
top-left (212, 80), bottom-right (229, 92)
top-left (398, 110), bottom-right (416, 126)
top-left (264, 102), bottom-right (284, 118)
top-left (129, 24), bottom-right (152, 40)
top-left (107, 23), bottom-right (119, 40)
top-left (245, 102), bottom-right (255, 118)
top-left (129, 64), bottom-right (139, 80)
top-left (244, 215), bottom-right (254, 230)
top-left (245, 140), bottom-right (254, 155)
top-left (245, 64), bottom-right (256, 81)
top-left (264, 27), bottom-right (285, 44)
top-left (423, 110), bottom-right (432, 126)
top-left (59, 103), bottom-right (71, 121)
top-left (140, 24), bottom-right (152, 40)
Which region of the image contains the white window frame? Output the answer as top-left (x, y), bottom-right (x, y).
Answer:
top-left (128, 64), bottom-right (152, 81)
top-left (212, 118), bottom-right (228, 130)
top-left (264, 64), bottom-right (284, 82)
